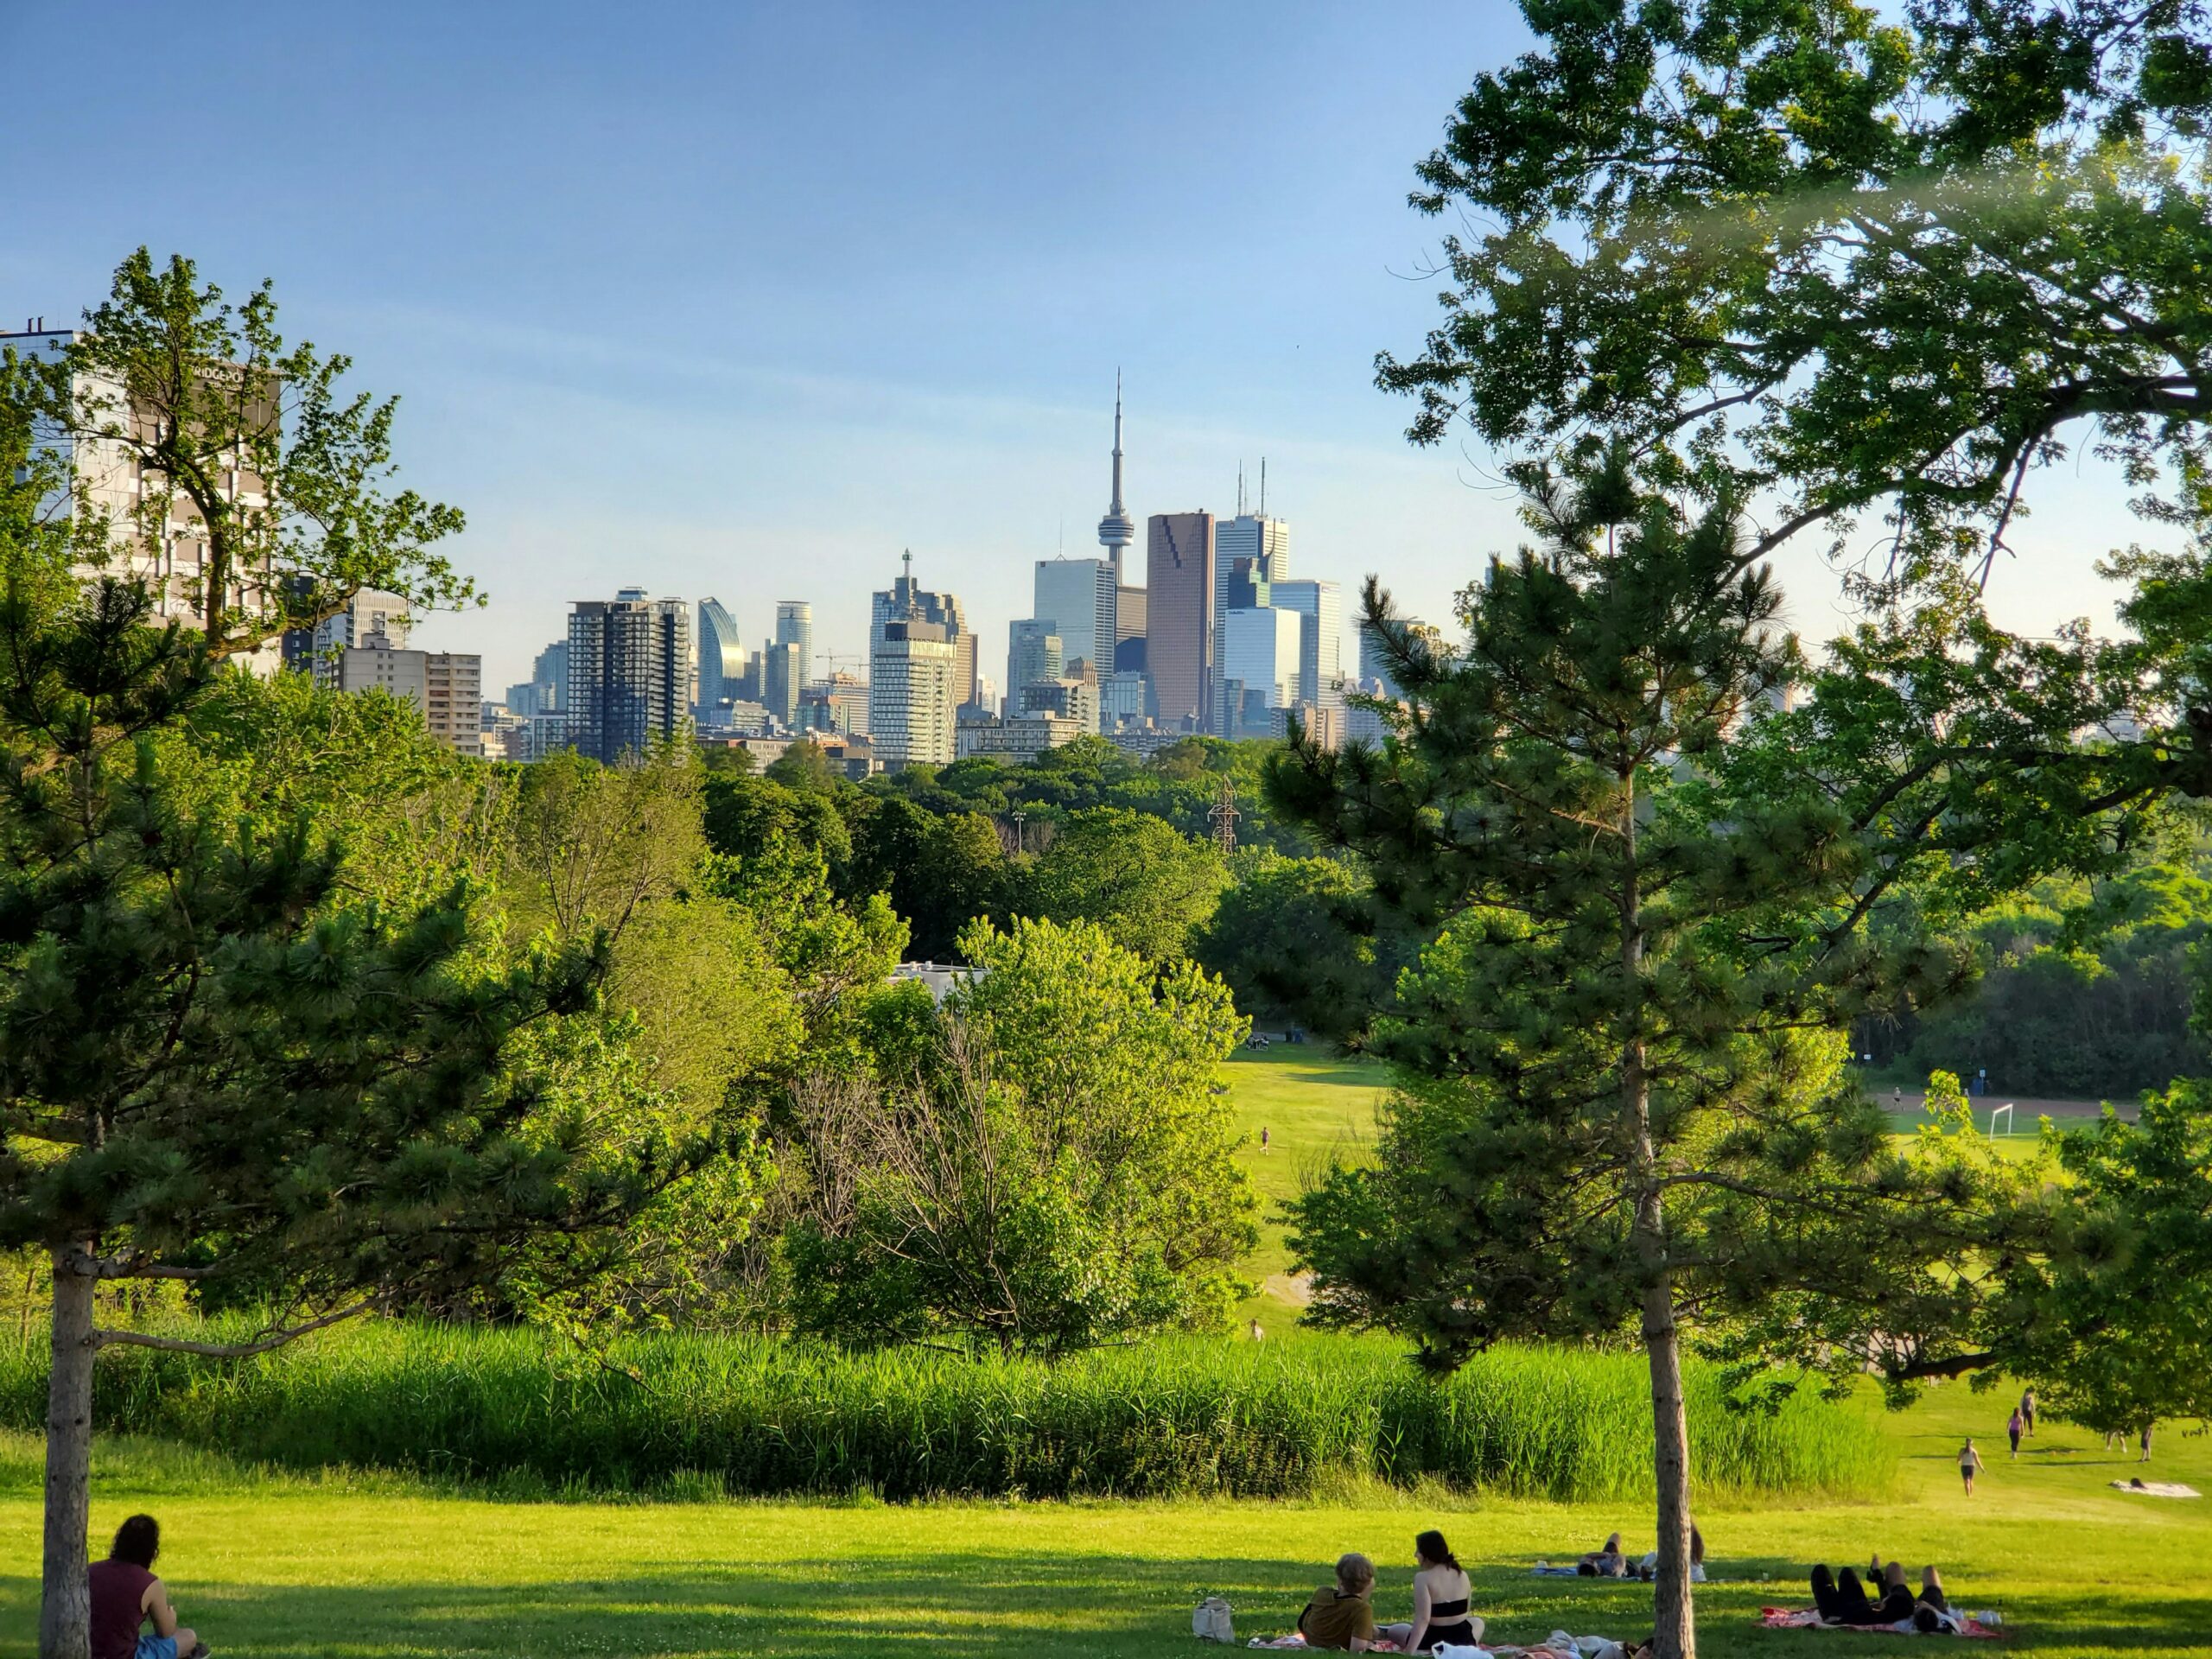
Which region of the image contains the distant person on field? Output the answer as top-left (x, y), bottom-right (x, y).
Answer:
top-left (1379, 1529), bottom-right (1480, 1654)
top-left (2140, 1423), bottom-right (2154, 1462)
top-left (1260, 1125), bottom-right (1270, 1154)
top-left (2106, 1427), bottom-right (2126, 1452)
top-left (89, 1515), bottom-right (206, 1659)
top-left (1958, 1437), bottom-right (1984, 1496)
top-left (1249, 1319), bottom-right (1264, 1342)
top-left (2019, 1388), bottom-right (2036, 1435)
top-left (2007, 1407), bottom-right (2024, 1459)
top-left (1297, 1553), bottom-right (1382, 1651)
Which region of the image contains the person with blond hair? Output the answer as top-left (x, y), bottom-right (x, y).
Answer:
top-left (1298, 1553), bottom-right (1382, 1651)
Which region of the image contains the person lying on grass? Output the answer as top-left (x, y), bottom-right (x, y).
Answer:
top-left (89, 1514), bottom-right (208, 1659)
top-left (1813, 1562), bottom-right (1951, 1628)
top-left (1298, 1553), bottom-right (1384, 1651)
top-left (1578, 1533), bottom-right (1628, 1577)
top-left (1377, 1529), bottom-right (1481, 1655)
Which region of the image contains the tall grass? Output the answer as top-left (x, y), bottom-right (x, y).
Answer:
top-left (0, 1325), bottom-right (1888, 1503)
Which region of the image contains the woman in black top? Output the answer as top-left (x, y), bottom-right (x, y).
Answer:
top-left (1378, 1530), bottom-right (1481, 1653)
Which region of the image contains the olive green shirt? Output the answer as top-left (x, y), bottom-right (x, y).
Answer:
top-left (1298, 1586), bottom-right (1377, 1649)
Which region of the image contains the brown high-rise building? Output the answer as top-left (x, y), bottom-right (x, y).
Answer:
top-left (1146, 511), bottom-right (1215, 729)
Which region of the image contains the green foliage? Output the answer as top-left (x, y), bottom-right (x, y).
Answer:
top-left (846, 797), bottom-right (1010, 961)
top-left (0, 580), bottom-right (724, 1310)
top-left (0, 1324), bottom-right (1890, 1503)
top-left (1862, 836), bottom-right (2212, 1097)
top-left (1382, 0), bottom-right (2212, 795)
top-left (18, 250), bottom-right (471, 656)
top-left (1989, 1082), bottom-right (2212, 1434)
top-left (780, 917), bottom-right (1255, 1354)
top-left (1193, 849), bottom-right (1395, 1037)
top-left (1022, 807), bottom-right (1227, 963)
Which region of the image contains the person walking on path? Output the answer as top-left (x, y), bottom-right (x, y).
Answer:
top-left (1260, 1125), bottom-right (1270, 1154)
top-left (2020, 1389), bottom-right (2037, 1436)
top-left (1959, 1438), bottom-right (1985, 1496)
top-left (2006, 1408), bottom-right (2024, 1459)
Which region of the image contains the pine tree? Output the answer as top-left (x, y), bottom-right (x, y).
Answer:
top-left (1268, 460), bottom-right (2049, 1659)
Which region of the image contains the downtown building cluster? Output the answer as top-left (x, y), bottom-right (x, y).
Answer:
top-left (9, 308), bottom-right (1390, 772)
top-left (485, 384), bottom-right (1396, 773)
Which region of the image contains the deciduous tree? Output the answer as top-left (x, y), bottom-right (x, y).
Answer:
top-left (1271, 463), bottom-right (2075, 1659)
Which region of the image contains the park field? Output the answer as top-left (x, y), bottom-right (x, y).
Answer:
top-left (1, 1053), bottom-right (2201, 1657)
top-left (0, 1377), bottom-right (2204, 1658)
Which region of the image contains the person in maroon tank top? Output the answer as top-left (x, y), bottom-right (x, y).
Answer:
top-left (87, 1515), bottom-right (206, 1659)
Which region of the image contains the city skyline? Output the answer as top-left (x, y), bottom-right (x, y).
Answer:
top-left (5, 0), bottom-right (2150, 700)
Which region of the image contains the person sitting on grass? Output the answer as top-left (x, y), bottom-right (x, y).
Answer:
top-left (1635, 1523), bottom-right (1705, 1582)
top-left (1378, 1530), bottom-right (1481, 1654)
top-left (89, 1515), bottom-right (207, 1659)
top-left (1298, 1553), bottom-right (1382, 1652)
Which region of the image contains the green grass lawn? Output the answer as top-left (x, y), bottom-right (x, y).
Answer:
top-left (2, 1055), bottom-right (2199, 1657)
top-left (1221, 1047), bottom-right (1388, 1325)
top-left (0, 1379), bottom-right (2204, 1658)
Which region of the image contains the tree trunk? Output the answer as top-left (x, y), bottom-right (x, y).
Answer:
top-left (41, 1249), bottom-right (94, 1659)
top-left (1620, 782), bottom-right (1694, 1659)
top-left (1640, 1234), bottom-right (1696, 1659)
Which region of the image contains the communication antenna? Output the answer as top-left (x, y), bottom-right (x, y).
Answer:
top-left (1209, 778), bottom-right (1241, 855)
top-left (1260, 457), bottom-right (1268, 517)
top-left (1236, 461), bottom-right (1246, 518)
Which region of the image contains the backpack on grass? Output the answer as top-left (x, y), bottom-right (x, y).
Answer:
top-left (1192, 1596), bottom-right (1235, 1643)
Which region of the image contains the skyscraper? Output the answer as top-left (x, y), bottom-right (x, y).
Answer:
top-left (1096, 374), bottom-right (1136, 583)
top-left (1007, 620), bottom-right (1064, 701)
top-left (566, 588), bottom-right (690, 762)
top-left (872, 552), bottom-right (976, 707)
top-left (1211, 512), bottom-right (1289, 734)
top-left (870, 618), bottom-right (958, 768)
top-left (761, 639), bottom-right (803, 728)
top-left (282, 586), bottom-right (411, 683)
top-left (696, 598), bottom-right (744, 720)
top-left (1033, 556), bottom-right (1116, 674)
top-left (1357, 618), bottom-right (1400, 698)
top-left (1222, 607), bottom-right (1302, 737)
top-left (532, 639), bottom-right (569, 709)
top-left (1272, 578), bottom-right (1344, 707)
top-left (1146, 512), bottom-right (1214, 730)
top-left (1115, 584), bottom-right (1147, 673)
top-left (775, 601), bottom-right (813, 682)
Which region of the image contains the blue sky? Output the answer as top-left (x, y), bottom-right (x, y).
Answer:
top-left (4, 1), bottom-right (2139, 691)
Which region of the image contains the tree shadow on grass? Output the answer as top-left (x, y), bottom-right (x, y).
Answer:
top-left (0, 1554), bottom-right (2202, 1658)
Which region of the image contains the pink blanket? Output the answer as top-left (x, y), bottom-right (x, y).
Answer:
top-left (1760, 1608), bottom-right (2000, 1639)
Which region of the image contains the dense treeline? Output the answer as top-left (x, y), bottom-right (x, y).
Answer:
top-left (1858, 831), bottom-right (2212, 1099)
top-left (703, 738), bottom-right (1385, 1027)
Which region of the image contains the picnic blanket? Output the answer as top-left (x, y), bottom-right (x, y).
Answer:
top-left (1246, 1636), bottom-right (1599, 1657)
top-left (2109, 1479), bottom-right (2199, 1497)
top-left (1760, 1608), bottom-right (2001, 1639)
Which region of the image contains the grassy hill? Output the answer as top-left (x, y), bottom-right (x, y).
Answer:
top-left (1218, 1046), bottom-right (1388, 1327)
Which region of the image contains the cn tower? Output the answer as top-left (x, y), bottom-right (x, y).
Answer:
top-left (1096, 372), bottom-right (1135, 582)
